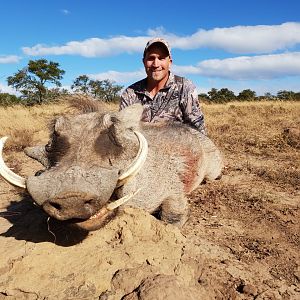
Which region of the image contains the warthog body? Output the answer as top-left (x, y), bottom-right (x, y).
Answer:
top-left (1, 102), bottom-right (223, 230)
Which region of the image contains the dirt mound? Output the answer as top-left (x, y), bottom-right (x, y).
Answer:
top-left (0, 204), bottom-right (208, 299)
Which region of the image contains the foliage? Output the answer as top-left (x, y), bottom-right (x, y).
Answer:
top-left (201, 88), bottom-right (300, 103)
top-left (237, 89), bottom-right (256, 101)
top-left (207, 88), bottom-right (236, 103)
top-left (71, 75), bottom-right (90, 94)
top-left (198, 93), bottom-right (210, 103)
top-left (263, 92), bottom-right (276, 101)
top-left (0, 92), bottom-right (22, 107)
top-left (7, 59), bottom-right (65, 104)
top-left (277, 90), bottom-right (300, 101)
top-left (71, 75), bottom-right (123, 102)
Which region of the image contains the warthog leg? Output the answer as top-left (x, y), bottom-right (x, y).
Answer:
top-left (159, 196), bottom-right (189, 228)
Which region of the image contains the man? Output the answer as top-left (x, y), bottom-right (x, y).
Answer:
top-left (120, 38), bottom-right (206, 135)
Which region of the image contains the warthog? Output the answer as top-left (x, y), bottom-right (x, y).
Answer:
top-left (0, 101), bottom-right (223, 230)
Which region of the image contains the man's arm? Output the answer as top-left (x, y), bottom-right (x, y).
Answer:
top-left (180, 80), bottom-right (207, 135)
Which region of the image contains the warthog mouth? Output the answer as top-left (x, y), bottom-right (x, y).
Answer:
top-left (52, 189), bottom-right (140, 231)
top-left (63, 210), bottom-right (118, 231)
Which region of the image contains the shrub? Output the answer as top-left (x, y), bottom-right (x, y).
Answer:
top-left (0, 93), bottom-right (22, 107)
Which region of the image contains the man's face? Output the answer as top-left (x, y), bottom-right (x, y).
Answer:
top-left (143, 44), bottom-right (172, 82)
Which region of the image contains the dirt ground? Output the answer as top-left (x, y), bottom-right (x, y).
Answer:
top-left (0, 101), bottom-right (299, 299)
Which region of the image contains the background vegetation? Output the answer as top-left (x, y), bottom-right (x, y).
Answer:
top-left (1, 59), bottom-right (299, 107)
top-left (1, 59), bottom-right (123, 107)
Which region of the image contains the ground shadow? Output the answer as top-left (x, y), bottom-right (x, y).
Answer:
top-left (0, 196), bottom-right (89, 246)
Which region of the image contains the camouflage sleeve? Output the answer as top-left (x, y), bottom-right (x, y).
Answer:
top-left (180, 80), bottom-right (207, 135)
top-left (119, 88), bottom-right (137, 111)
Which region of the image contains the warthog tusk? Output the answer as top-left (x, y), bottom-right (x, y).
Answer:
top-left (89, 188), bottom-right (141, 219)
top-left (0, 136), bottom-right (26, 188)
top-left (116, 131), bottom-right (148, 187)
top-left (106, 188), bottom-right (141, 210)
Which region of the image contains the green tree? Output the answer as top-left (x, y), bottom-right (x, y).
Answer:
top-left (71, 76), bottom-right (123, 102)
top-left (0, 92), bottom-right (21, 106)
top-left (237, 89), bottom-right (256, 101)
top-left (89, 80), bottom-right (106, 98)
top-left (208, 88), bottom-right (235, 103)
top-left (277, 90), bottom-right (295, 101)
top-left (207, 88), bottom-right (219, 102)
top-left (263, 92), bottom-right (275, 101)
top-left (71, 75), bottom-right (90, 94)
top-left (7, 59), bottom-right (65, 104)
top-left (217, 88), bottom-right (236, 103)
top-left (294, 92), bottom-right (300, 101)
top-left (101, 79), bottom-right (123, 102)
top-left (45, 87), bottom-right (70, 102)
top-left (198, 93), bottom-right (209, 103)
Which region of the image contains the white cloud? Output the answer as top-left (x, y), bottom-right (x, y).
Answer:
top-left (85, 51), bottom-right (300, 88)
top-left (0, 82), bottom-right (19, 95)
top-left (167, 22), bottom-right (300, 54)
top-left (173, 52), bottom-right (300, 80)
top-left (22, 37), bottom-right (150, 57)
top-left (0, 55), bottom-right (22, 64)
top-left (22, 22), bottom-right (300, 57)
top-left (88, 69), bottom-right (145, 83)
top-left (84, 51), bottom-right (300, 86)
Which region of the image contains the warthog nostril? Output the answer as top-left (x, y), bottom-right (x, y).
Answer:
top-left (42, 195), bottom-right (99, 221)
top-left (84, 199), bottom-right (95, 215)
top-left (49, 202), bottom-right (62, 210)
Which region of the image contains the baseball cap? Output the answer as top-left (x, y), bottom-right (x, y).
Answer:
top-left (143, 38), bottom-right (171, 58)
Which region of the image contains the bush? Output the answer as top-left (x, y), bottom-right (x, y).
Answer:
top-left (0, 93), bottom-right (22, 107)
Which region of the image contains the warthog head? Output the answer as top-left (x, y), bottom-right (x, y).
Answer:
top-left (0, 104), bottom-right (148, 230)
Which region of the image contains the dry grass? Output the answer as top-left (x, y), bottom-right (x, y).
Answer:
top-left (203, 101), bottom-right (300, 191)
top-left (204, 101), bottom-right (300, 156)
top-left (0, 96), bottom-right (118, 152)
top-left (1, 98), bottom-right (299, 191)
top-left (0, 102), bottom-right (68, 150)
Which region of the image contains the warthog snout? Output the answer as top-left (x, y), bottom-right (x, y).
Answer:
top-left (42, 192), bottom-right (100, 221)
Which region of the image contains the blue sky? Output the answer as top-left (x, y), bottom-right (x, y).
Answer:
top-left (1, 0), bottom-right (300, 96)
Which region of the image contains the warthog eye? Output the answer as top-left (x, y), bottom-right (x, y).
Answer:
top-left (46, 135), bottom-right (70, 166)
top-left (35, 170), bottom-right (45, 176)
top-left (45, 142), bottom-right (52, 152)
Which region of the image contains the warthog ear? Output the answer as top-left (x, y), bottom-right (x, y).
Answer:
top-left (24, 145), bottom-right (50, 168)
top-left (112, 104), bottom-right (143, 129)
top-left (102, 104), bottom-right (143, 130)
top-left (107, 104), bottom-right (143, 147)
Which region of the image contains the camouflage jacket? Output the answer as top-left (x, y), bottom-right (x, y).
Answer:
top-left (119, 73), bottom-right (206, 135)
